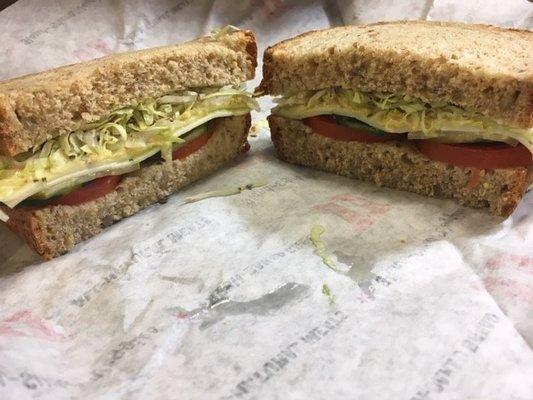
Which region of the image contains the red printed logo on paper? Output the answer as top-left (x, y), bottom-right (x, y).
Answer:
top-left (312, 193), bottom-right (390, 233)
top-left (0, 310), bottom-right (66, 341)
top-left (72, 39), bottom-right (113, 61)
top-left (471, 253), bottom-right (533, 305)
top-left (176, 311), bottom-right (189, 320)
top-left (480, 277), bottom-right (533, 304)
top-left (486, 254), bottom-right (533, 274)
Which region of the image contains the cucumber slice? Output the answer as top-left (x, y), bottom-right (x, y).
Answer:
top-left (30, 183), bottom-right (82, 200)
top-left (334, 115), bottom-right (387, 137)
top-left (172, 123), bottom-right (209, 150)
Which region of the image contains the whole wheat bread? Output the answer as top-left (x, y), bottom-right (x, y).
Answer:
top-left (0, 30), bottom-right (257, 157)
top-left (269, 115), bottom-right (531, 216)
top-left (259, 21), bottom-right (533, 129)
top-left (3, 115), bottom-right (250, 259)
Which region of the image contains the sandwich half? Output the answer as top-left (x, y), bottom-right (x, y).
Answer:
top-left (0, 29), bottom-right (258, 259)
top-left (258, 21), bottom-right (532, 216)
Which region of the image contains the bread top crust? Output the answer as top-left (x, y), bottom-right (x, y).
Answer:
top-left (0, 30), bottom-right (257, 157)
top-left (259, 21), bottom-right (533, 129)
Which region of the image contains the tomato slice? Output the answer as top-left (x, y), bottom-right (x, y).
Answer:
top-left (414, 140), bottom-right (532, 169)
top-left (172, 125), bottom-right (215, 160)
top-left (53, 175), bottom-right (121, 206)
top-left (304, 115), bottom-right (396, 143)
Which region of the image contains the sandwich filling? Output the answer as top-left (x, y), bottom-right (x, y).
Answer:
top-left (0, 85), bottom-right (259, 220)
top-left (272, 88), bottom-right (533, 154)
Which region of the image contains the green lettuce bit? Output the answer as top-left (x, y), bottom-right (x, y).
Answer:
top-left (310, 225), bottom-right (339, 272)
top-left (210, 25), bottom-right (241, 40)
top-left (0, 86), bottom-right (259, 208)
top-left (322, 283), bottom-right (336, 305)
top-left (273, 88), bottom-right (533, 153)
top-left (182, 181), bottom-right (267, 204)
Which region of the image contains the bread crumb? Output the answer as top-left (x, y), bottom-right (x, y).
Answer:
top-left (249, 125), bottom-right (259, 137)
top-left (249, 118), bottom-right (269, 137)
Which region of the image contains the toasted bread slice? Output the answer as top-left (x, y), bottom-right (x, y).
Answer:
top-left (259, 21), bottom-right (532, 130)
top-left (269, 115), bottom-right (532, 217)
top-left (0, 30), bottom-right (257, 157)
top-left (3, 115), bottom-right (250, 259)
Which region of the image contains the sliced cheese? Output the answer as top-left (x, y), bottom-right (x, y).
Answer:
top-left (273, 88), bottom-right (533, 154)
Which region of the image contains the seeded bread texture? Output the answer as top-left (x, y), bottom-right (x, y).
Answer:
top-left (0, 30), bottom-right (257, 157)
top-left (269, 115), bottom-right (532, 217)
top-left (3, 115), bottom-right (251, 259)
top-left (259, 21), bottom-right (533, 129)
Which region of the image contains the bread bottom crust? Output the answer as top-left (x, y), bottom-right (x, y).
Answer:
top-left (269, 115), bottom-right (531, 217)
top-left (3, 114), bottom-right (251, 259)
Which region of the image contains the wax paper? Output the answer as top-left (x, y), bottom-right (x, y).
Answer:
top-left (0, 1), bottom-right (532, 399)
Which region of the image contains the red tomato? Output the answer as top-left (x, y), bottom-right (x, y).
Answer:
top-left (414, 140), bottom-right (532, 169)
top-left (54, 175), bottom-right (121, 206)
top-left (172, 125), bottom-right (215, 160)
top-left (304, 115), bottom-right (396, 143)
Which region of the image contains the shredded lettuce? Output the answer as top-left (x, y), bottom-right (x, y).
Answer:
top-left (0, 86), bottom-right (259, 209)
top-left (182, 181), bottom-right (267, 204)
top-left (322, 283), bottom-right (336, 305)
top-left (310, 225), bottom-right (339, 272)
top-left (273, 88), bottom-right (533, 154)
top-left (210, 25), bottom-right (241, 40)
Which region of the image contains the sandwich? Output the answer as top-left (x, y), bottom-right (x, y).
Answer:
top-left (0, 29), bottom-right (258, 259)
top-left (258, 21), bottom-right (532, 216)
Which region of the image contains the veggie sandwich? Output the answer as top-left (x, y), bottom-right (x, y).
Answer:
top-left (259, 21), bottom-right (532, 216)
top-left (0, 30), bottom-right (258, 259)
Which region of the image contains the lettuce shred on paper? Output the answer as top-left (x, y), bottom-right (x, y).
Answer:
top-left (310, 224), bottom-right (339, 272)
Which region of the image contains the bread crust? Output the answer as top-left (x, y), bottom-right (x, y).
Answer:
top-left (259, 21), bottom-right (533, 129)
top-left (0, 30), bottom-right (257, 157)
top-left (269, 115), bottom-right (532, 217)
top-left (3, 115), bottom-right (251, 259)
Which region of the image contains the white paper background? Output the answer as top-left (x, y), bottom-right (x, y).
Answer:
top-left (0, 1), bottom-right (532, 399)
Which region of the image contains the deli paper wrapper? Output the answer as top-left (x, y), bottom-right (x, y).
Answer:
top-left (0, 1), bottom-right (532, 399)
